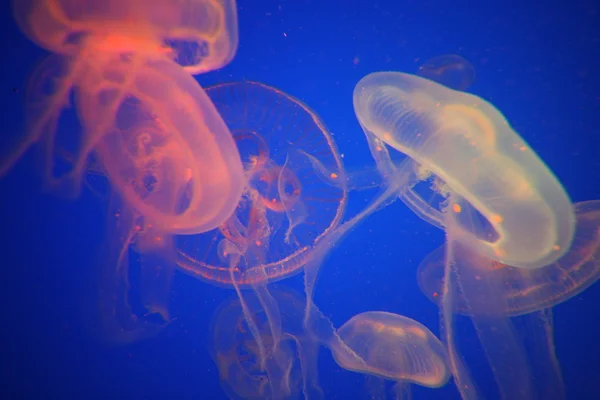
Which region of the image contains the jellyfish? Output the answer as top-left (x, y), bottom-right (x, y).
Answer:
top-left (209, 285), bottom-right (450, 400)
top-left (417, 200), bottom-right (600, 399)
top-left (172, 81), bottom-right (345, 397)
top-left (177, 81), bottom-right (347, 286)
top-left (209, 286), bottom-right (323, 400)
top-left (419, 200), bottom-right (600, 318)
top-left (331, 311), bottom-right (450, 399)
top-left (351, 71), bottom-right (576, 399)
top-left (416, 55), bottom-right (476, 92)
top-left (5, 0), bottom-right (244, 232)
top-left (353, 71), bottom-right (575, 268)
top-left (5, 0), bottom-right (246, 343)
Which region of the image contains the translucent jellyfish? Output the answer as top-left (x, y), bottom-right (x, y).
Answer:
top-left (416, 55), bottom-right (476, 91)
top-left (417, 244), bottom-right (566, 399)
top-left (350, 70), bottom-right (576, 399)
top-left (208, 286), bottom-right (323, 400)
top-left (85, 192), bottom-right (173, 344)
top-left (418, 200), bottom-right (600, 317)
top-left (353, 71), bottom-right (575, 269)
top-left (177, 81), bottom-right (347, 287)
top-left (332, 311), bottom-right (450, 390)
top-left (3, 0), bottom-right (244, 235)
top-left (417, 200), bottom-right (600, 399)
top-left (11, 0), bottom-right (238, 74)
top-left (173, 81), bottom-right (345, 398)
top-left (4, 0), bottom-right (245, 343)
top-left (305, 55), bottom-right (475, 195)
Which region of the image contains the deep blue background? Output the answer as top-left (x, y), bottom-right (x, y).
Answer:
top-left (1, 0), bottom-right (599, 399)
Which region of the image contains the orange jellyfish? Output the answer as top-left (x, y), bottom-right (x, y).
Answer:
top-left (5, 0), bottom-right (244, 233)
top-left (417, 200), bottom-right (600, 399)
top-left (5, 0), bottom-right (245, 343)
top-left (209, 286), bottom-right (324, 400)
top-left (85, 192), bottom-right (173, 344)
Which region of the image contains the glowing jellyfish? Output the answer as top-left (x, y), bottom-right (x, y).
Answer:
top-left (417, 200), bottom-right (600, 399)
top-left (174, 81), bottom-right (344, 398)
top-left (332, 311), bottom-right (450, 395)
top-left (11, 0), bottom-right (238, 75)
top-left (5, 0), bottom-right (245, 343)
top-left (300, 64), bottom-right (576, 397)
top-left (177, 81), bottom-right (347, 286)
top-left (418, 200), bottom-right (600, 317)
top-left (5, 0), bottom-right (244, 232)
top-left (350, 70), bottom-right (576, 399)
top-left (416, 55), bottom-right (476, 91)
top-left (209, 286), bottom-right (323, 400)
top-left (353, 71), bottom-right (575, 269)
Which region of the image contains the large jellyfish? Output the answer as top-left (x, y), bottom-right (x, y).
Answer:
top-left (352, 70), bottom-right (576, 399)
top-left (5, 0), bottom-right (245, 343)
top-left (418, 200), bottom-right (600, 399)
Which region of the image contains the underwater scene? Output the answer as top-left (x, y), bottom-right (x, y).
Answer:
top-left (0, 1), bottom-right (599, 399)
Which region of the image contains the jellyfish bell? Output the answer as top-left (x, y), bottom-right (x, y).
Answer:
top-left (11, 0), bottom-right (238, 74)
top-left (89, 60), bottom-right (245, 237)
top-left (413, 201), bottom-right (600, 400)
top-left (418, 200), bottom-right (600, 317)
top-left (173, 81), bottom-right (344, 400)
top-left (353, 71), bottom-right (575, 269)
top-left (3, 0), bottom-right (244, 224)
top-left (332, 311), bottom-right (450, 389)
top-left (177, 81), bottom-right (347, 287)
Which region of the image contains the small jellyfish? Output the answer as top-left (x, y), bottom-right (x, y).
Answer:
top-left (208, 286), bottom-right (323, 400)
top-left (416, 54), bottom-right (476, 91)
top-left (332, 311), bottom-right (450, 389)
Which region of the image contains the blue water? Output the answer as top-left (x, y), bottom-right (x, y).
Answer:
top-left (1, 1), bottom-right (599, 399)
